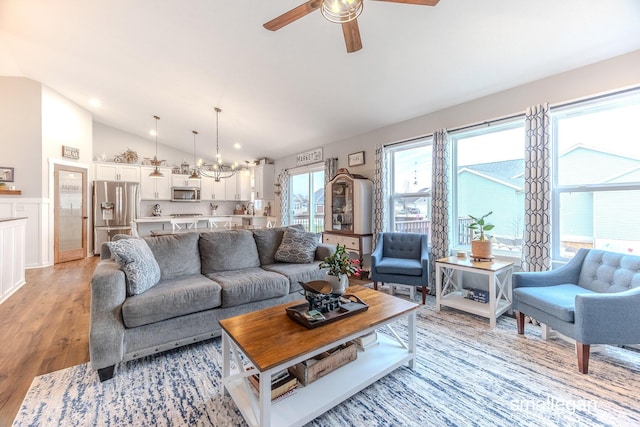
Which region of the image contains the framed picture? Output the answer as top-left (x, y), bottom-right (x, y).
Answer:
top-left (0, 167), bottom-right (14, 182)
top-left (348, 151), bottom-right (365, 167)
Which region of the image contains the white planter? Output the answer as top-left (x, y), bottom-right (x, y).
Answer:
top-left (326, 273), bottom-right (349, 295)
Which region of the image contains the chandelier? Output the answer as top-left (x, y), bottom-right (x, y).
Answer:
top-left (321, 0), bottom-right (363, 24)
top-left (149, 115), bottom-right (165, 178)
top-left (196, 107), bottom-right (238, 182)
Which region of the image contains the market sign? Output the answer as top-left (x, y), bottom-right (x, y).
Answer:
top-left (296, 148), bottom-right (323, 166)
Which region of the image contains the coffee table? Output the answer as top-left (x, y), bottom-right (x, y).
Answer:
top-left (219, 285), bottom-right (419, 427)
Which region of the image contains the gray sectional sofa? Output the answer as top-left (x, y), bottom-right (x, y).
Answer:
top-left (90, 226), bottom-right (332, 381)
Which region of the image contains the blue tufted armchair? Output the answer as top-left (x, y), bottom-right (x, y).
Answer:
top-left (513, 248), bottom-right (640, 374)
top-left (371, 232), bottom-right (430, 304)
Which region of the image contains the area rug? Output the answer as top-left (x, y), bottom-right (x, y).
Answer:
top-left (13, 299), bottom-right (640, 427)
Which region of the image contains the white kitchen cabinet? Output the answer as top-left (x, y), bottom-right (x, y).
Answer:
top-left (200, 176), bottom-right (227, 201)
top-left (224, 172), bottom-right (251, 200)
top-left (253, 164), bottom-right (275, 200)
top-left (171, 174), bottom-right (201, 188)
top-left (94, 163), bottom-right (140, 182)
top-left (140, 167), bottom-right (172, 200)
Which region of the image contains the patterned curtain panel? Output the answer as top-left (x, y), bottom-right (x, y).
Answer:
top-left (324, 157), bottom-right (338, 186)
top-left (430, 129), bottom-right (450, 291)
top-left (372, 143), bottom-right (389, 248)
top-left (278, 170), bottom-right (290, 226)
top-left (522, 103), bottom-right (551, 272)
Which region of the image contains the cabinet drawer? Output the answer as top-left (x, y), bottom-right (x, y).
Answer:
top-left (322, 234), bottom-right (360, 250)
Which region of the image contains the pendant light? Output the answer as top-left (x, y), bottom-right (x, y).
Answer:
top-left (149, 115), bottom-right (164, 178)
top-left (188, 130), bottom-right (200, 180)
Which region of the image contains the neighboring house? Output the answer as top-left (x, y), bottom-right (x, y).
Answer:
top-left (456, 145), bottom-right (640, 253)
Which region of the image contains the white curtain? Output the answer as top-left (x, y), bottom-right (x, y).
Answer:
top-left (278, 170), bottom-right (290, 226)
top-left (372, 143), bottom-right (389, 248)
top-left (522, 103), bottom-right (551, 272)
top-left (430, 129), bottom-right (450, 290)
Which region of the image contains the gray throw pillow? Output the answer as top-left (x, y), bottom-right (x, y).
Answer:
top-left (275, 228), bottom-right (320, 264)
top-left (107, 238), bottom-right (161, 296)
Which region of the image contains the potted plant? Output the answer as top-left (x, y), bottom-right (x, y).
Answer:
top-left (468, 211), bottom-right (495, 260)
top-left (319, 244), bottom-right (361, 295)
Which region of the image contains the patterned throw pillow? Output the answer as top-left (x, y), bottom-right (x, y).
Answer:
top-left (275, 228), bottom-right (320, 264)
top-left (107, 238), bottom-right (161, 296)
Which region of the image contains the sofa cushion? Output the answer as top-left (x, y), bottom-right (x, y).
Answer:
top-left (253, 225), bottom-right (304, 265)
top-left (512, 284), bottom-right (597, 323)
top-left (578, 249), bottom-right (640, 293)
top-left (143, 232), bottom-right (201, 280)
top-left (375, 257), bottom-right (422, 276)
top-left (106, 238), bottom-right (161, 296)
top-left (205, 267), bottom-right (289, 308)
top-left (121, 274), bottom-right (222, 328)
top-left (262, 261), bottom-right (326, 293)
top-left (199, 230), bottom-right (260, 273)
top-left (382, 233), bottom-right (423, 259)
top-left (275, 228), bottom-right (320, 264)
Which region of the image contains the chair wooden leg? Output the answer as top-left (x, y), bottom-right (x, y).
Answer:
top-left (577, 342), bottom-right (590, 374)
top-left (421, 286), bottom-right (427, 304)
top-left (516, 311), bottom-right (525, 334)
top-left (373, 281), bottom-right (379, 290)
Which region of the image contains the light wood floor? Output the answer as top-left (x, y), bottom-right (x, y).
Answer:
top-left (0, 256), bottom-right (99, 427)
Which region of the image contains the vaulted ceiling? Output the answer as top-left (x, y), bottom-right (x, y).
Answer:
top-left (1, 0), bottom-right (639, 165)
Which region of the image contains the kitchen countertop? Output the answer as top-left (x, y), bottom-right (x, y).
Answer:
top-left (135, 215), bottom-right (276, 223)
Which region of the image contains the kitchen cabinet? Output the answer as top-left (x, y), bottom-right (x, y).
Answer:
top-left (140, 167), bottom-right (172, 200)
top-left (325, 171), bottom-right (373, 235)
top-left (171, 174), bottom-right (201, 188)
top-left (200, 176), bottom-right (227, 201)
top-left (253, 164), bottom-right (275, 200)
top-left (224, 172), bottom-right (251, 200)
top-left (94, 163), bottom-right (140, 182)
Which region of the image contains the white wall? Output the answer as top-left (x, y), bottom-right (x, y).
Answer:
top-left (273, 50), bottom-right (640, 219)
top-left (0, 77), bottom-right (42, 197)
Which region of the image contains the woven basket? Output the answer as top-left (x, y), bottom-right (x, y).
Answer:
top-left (471, 240), bottom-right (492, 260)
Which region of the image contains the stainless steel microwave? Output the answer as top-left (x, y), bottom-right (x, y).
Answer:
top-left (171, 187), bottom-right (201, 202)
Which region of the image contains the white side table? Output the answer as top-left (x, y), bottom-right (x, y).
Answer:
top-left (435, 256), bottom-right (513, 327)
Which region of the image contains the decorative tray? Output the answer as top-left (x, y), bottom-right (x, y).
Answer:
top-left (286, 294), bottom-right (369, 329)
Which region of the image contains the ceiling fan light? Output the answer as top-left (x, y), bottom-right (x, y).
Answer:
top-left (321, 0), bottom-right (363, 24)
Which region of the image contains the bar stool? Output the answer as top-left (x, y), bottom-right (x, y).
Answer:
top-left (170, 218), bottom-right (198, 232)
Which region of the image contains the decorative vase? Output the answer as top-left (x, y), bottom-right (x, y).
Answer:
top-left (326, 273), bottom-right (349, 295)
top-left (471, 240), bottom-right (492, 260)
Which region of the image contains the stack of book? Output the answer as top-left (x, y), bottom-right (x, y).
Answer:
top-left (247, 368), bottom-right (298, 401)
top-left (353, 331), bottom-right (379, 351)
top-left (463, 288), bottom-right (489, 303)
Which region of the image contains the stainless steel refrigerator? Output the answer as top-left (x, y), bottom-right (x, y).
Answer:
top-left (93, 180), bottom-right (140, 255)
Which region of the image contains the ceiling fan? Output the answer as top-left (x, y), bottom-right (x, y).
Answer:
top-left (263, 0), bottom-right (440, 53)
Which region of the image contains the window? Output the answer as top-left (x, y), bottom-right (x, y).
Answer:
top-left (552, 91), bottom-right (640, 259)
top-left (452, 121), bottom-right (525, 256)
top-left (289, 168), bottom-right (324, 232)
top-left (388, 140), bottom-right (433, 238)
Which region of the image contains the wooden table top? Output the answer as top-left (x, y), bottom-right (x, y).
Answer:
top-left (219, 285), bottom-right (419, 371)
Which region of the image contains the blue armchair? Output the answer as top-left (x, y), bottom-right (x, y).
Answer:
top-left (513, 248), bottom-right (640, 374)
top-left (371, 232), bottom-right (430, 304)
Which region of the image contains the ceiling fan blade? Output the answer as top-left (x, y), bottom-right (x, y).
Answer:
top-left (263, 0), bottom-right (322, 31)
top-left (342, 19), bottom-right (362, 53)
top-left (370, 0), bottom-right (440, 6)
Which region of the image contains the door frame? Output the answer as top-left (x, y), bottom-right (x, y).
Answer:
top-left (53, 163), bottom-right (88, 263)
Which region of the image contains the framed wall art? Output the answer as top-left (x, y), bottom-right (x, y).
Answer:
top-left (0, 167), bottom-right (14, 182)
top-left (348, 151), bottom-right (365, 167)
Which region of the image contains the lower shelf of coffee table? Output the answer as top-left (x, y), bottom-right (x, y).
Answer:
top-left (225, 332), bottom-right (412, 427)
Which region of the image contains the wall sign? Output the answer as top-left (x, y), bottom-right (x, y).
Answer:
top-left (62, 145), bottom-right (80, 160)
top-left (296, 148), bottom-right (323, 166)
top-left (348, 151), bottom-right (365, 167)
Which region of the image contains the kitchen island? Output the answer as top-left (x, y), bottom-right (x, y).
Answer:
top-left (134, 215), bottom-right (277, 237)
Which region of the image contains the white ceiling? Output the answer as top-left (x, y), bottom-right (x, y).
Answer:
top-left (1, 0), bottom-right (639, 165)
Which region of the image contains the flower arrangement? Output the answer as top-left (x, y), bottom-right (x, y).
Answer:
top-left (319, 244), bottom-right (361, 277)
